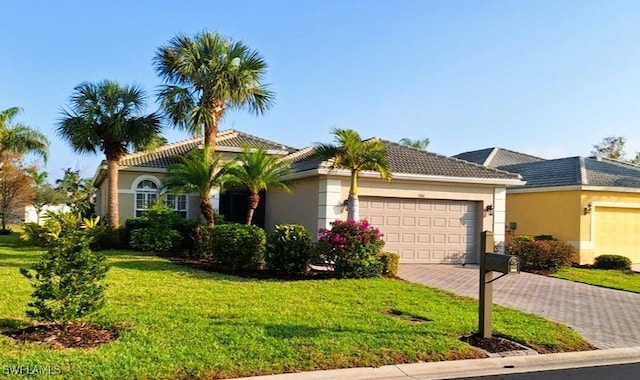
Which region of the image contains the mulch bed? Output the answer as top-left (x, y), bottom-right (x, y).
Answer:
top-left (4, 323), bottom-right (118, 349)
top-left (164, 255), bottom-right (337, 281)
top-left (460, 334), bottom-right (528, 353)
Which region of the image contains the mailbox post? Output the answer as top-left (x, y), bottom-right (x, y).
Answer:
top-left (478, 231), bottom-right (520, 338)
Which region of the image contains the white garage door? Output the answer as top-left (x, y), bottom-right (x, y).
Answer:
top-left (360, 197), bottom-right (479, 264)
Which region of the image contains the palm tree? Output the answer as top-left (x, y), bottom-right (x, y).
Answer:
top-left (162, 147), bottom-right (225, 225)
top-left (154, 30), bottom-right (275, 153)
top-left (56, 80), bottom-right (161, 228)
top-left (0, 107), bottom-right (49, 163)
top-left (315, 128), bottom-right (391, 221)
top-left (399, 137), bottom-right (430, 150)
top-left (223, 146), bottom-right (294, 225)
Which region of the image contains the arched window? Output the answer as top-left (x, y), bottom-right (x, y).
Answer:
top-left (135, 179), bottom-right (159, 217)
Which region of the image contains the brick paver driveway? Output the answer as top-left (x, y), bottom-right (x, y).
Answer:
top-left (398, 264), bottom-right (640, 349)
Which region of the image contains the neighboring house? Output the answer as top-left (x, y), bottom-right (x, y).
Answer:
top-left (24, 204), bottom-right (71, 224)
top-left (455, 147), bottom-right (640, 265)
top-left (92, 130), bottom-right (294, 226)
top-left (93, 131), bottom-right (524, 264)
top-left (269, 141), bottom-right (523, 264)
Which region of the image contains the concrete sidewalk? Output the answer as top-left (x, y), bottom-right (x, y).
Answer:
top-left (398, 264), bottom-right (640, 349)
top-left (233, 347), bottom-right (640, 380)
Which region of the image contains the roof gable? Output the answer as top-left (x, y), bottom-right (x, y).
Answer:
top-left (454, 147), bottom-right (544, 168)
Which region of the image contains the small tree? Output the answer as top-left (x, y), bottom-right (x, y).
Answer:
top-left (399, 137), bottom-right (430, 150)
top-left (29, 169), bottom-right (66, 224)
top-left (0, 156), bottom-right (35, 232)
top-left (591, 136), bottom-right (627, 160)
top-left (21, 215), bottom-right (109, 326)
top-left (223, 146), bottom-right (294, 225)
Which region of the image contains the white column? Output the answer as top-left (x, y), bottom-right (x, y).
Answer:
top-left (317, 179), bottom-right (343, 236)
top-left (493, 187), bottom-right (507, 253)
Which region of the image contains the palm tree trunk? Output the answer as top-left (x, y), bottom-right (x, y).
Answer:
top-left (201, 196), bottom-right (214, 226)
top-left (347, 170), bottom-right (360, 221)
top-left (347, 194), bottom-right (359, 221)
top-left (203, 99), bottom-right (225, 152)
top-left (246, 193), bottom-right (260, 225)
top-left (106, 159), bottom-right (120, 229)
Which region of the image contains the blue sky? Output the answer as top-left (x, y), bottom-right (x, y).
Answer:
top-left (2, 0), bottom-right (640, 180)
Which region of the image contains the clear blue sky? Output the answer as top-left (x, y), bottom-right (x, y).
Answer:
top-left (2, 0), bottom-right (640, 180)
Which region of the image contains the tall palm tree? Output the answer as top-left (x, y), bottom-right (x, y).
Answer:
top-left (315, 128), bottom-right (391, 221)
top-left (154, 30), bottom-right (275, 153)
top-left (399, 137), bottom-right (430, 150)
top-left (56, 80), bottom-right (161, 228)
top-left (162, 147), bottom-right (225, 225)
top-left (223, 146), bottom-right (294, 225)
top-left (0, 107), bottom-right (49, 163)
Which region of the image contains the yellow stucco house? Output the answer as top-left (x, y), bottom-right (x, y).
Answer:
top-left (93, 130), bottom-right (524, 265)
top-left (455, 148), bottom-right (640, 265)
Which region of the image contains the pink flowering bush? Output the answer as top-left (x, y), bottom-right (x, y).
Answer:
top-left (316, 219), bottom-right (385, 278)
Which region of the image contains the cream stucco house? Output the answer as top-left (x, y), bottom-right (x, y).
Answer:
top-left (93, 130), bottom-right (523, 264)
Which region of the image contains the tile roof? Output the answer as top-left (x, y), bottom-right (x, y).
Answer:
top-left (287, 140), bottom-right (521, 180)
top-left (454, 147), bottom-right (544, 168)
top-left (498, 156), bottom-right (640, 189)
top-left (119, 129), bottom-right (295, 169)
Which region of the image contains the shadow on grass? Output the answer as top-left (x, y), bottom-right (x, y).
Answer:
top-left (0, 318), bottom-right (27, 332)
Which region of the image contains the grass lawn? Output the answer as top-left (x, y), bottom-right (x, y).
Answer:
top-left (0, 234), bottom-right (591, 379)
top-left (554, 267), bottom-right (640, 293)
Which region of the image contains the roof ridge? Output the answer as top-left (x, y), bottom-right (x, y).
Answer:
top-left (285, 146), bottom-right (316, 160)
top-left (119, 135), bottom-right (202, 162)
top-left (493, 147), bottom-right (545, 161)
top-left (483, 147), bottom-right (500, 166)
top-left (224, 128), bottom-right (296, 151)
top-left (578, 157), bottom-right (588, 185)
top-left (383, 140), bottom-right (522, 179)
top-left (591, 155), bottom-right (640, 169)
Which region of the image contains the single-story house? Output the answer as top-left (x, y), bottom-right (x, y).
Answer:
top-left (454, 147), bottom-right (640, 264)
top-left (93, 131), bottom-right (524, 264)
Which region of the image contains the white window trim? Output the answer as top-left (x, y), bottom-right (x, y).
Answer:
top-left (133, 176), bottom-right (160, 217)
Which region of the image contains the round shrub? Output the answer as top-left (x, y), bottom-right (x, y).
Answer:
top-left (212, 224), bottom-right (266, 271)
top-left (505, 237), bottom-right (575, 273)
top-left (265, 224), bottom-right (313, 273)
top-left (593, 255), bottom-right (632, 270)
top-left (316, 219), bottom-right (385, 278)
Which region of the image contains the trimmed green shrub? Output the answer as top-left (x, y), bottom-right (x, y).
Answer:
top-left (212, 224), bottom-right (266, 270)
top-left (593, 255), bottom-right (632, 270)
top-left (534, 234), bottom-right (555, 241)
top-left (20, 220), bottom-right (109, 324)
top-left (265, 224), bottom-right (313, 273)
top-left (505, 237), bottom-right (575, 273)
top-left (130, 228), bottom-right (182, 253)
top-left (125, 202), bottom-right (184, 253)
top-left (191, 225), bottom-right (215, 259)
top-left (316, 219), bottom-right (385, 278)
top-left (377, 252), bottom-right (400, 277)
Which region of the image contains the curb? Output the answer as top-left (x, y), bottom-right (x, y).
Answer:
top-left (232, 347), bottom-right (640, 380)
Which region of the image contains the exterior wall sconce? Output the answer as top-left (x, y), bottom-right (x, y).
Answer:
top-left (485, 205), bottom-right (494, 216)
top-left (583, 203), bottom-right (593, 215)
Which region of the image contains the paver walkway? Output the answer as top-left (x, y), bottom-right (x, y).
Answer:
top-left (398, 264), bottom-right (640, 349)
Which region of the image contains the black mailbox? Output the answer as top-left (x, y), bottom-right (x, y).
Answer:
top-left (483, 253), bottom-right (520, 274)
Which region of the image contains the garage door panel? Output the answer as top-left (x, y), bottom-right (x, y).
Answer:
top-left (595, 207), bottom-right (640, 263)
top-left (361, 197), bottom-right (478, 264)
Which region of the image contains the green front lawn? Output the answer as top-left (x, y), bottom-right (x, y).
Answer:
top-left (554, 267), bottom-right (640, 293)
top-left (0, 234), bottom-right (591, 379)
